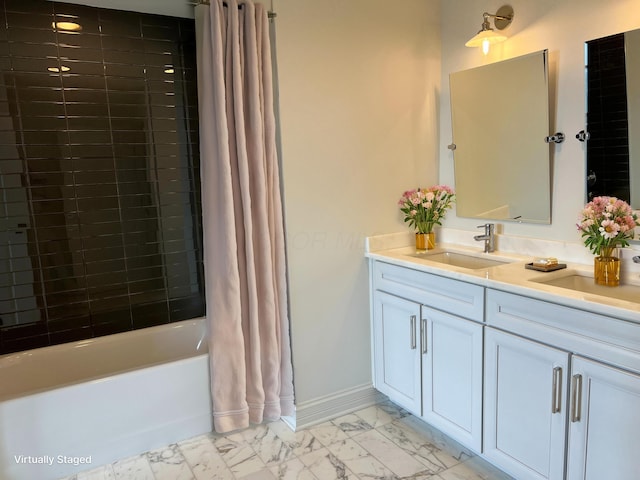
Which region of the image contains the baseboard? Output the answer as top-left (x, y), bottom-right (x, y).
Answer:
top-left (292, 383), bottom-right (384, 430)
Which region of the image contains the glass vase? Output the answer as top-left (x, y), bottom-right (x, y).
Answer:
top-left (594, 249), bottom-right (620, 287)
top-left (415, 232), bottom-right (435, 252)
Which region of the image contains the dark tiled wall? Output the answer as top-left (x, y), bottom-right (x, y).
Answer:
top-left (586, 32), bottom-right (630, 202)
top-left (0, 0), bottom-right (204, 354)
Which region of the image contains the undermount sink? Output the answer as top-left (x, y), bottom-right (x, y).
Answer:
top-left (533, 273), bottom-right (640, 304)
top-left (408, 251), bottom-right (510, 270)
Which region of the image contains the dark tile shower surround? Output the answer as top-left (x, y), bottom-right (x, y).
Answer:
top-left (586, 33), bottom-right (630, 202)
top-left (0, 0), bottom-right (204, 354)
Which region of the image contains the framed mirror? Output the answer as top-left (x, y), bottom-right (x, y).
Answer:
top-left (585, 29), bottom-right (640, 209)
top-left (450, 50), bottom-right (552, 224)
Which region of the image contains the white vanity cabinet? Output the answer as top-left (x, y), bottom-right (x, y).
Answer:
top-left (567, 356), bottom-right (640, 480)
top-left (487, 289), bottom-right (640, 480)
top-left (368, 247), bottom-right (640, 480)
top-left (483, 328), bottom-right (569, 480)
top-left (372, 290), bottom-right (422, 414)
top-left (371, 261), bottom-right (484, 450)
top-left (421, 305), bottom-right (483, 450)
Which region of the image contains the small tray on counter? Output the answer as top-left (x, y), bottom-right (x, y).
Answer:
top-left (525, 262), bottom-right (567, 272)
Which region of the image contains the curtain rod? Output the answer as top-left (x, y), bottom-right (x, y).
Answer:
top-left (188, 1), bottom-right (276, 18)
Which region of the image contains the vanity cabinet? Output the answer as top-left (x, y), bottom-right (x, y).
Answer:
top-left (372, 290), bottom-right (422, 415)
top-left (484, 328), bottom-right (640, 480)
top-left (421, 305), bottom-right (483, 450)
top-left (487, 289), bottom-right (640, 480)
top-left (484, 328), bottom-right (569, 480)
top-left (371, 261), bottom-right (484, 450)
top-left (369, 256), bottom-right (640, 480)
top-left (567, 356), bottom-right (640, 480)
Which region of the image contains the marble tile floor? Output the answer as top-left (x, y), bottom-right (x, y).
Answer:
top-left (59, 401), bottom-right (515, 480)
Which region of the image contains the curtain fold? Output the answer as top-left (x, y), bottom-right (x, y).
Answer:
top-left (195, 0), bottom-right (294, 433)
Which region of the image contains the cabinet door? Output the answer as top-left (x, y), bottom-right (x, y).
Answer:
top-left (567, 356), bottom-right (640, 480)
top-left (373, 290), bottom-right (421, 415)
top-left (484, 328), bottom-right (569, 480)
top-left (421, 306), bottom-right (483, 451)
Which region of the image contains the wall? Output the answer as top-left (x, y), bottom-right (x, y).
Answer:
top-left (274, 0), bottom-right (440, 411)
top-left (440, 0), bottom-right (640, 243)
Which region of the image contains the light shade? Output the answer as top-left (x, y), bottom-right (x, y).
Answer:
top-left (465, 29), bottom-right (508, 55)
top-left (465, 29), bottom-right (508, 48)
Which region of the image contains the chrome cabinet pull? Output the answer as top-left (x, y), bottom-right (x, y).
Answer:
top-left (421, 318), bottom-right (427, 354)
top-left (410, 315), bottom-right (416, 350)
top-left (551, 366), bottom-right (562, 413)
top-left (571, 374), bottom-right (583, 422)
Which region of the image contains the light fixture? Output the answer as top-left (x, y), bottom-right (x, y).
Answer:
top-left (47, 66), bottom-right (71, 73)
top-left (52, 20), bottom-right (82, 32)
top-left (465, 5), bottom-right (514, 55)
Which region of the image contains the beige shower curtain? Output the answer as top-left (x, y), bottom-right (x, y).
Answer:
top-left (195, 0), bottom-right (294, 433)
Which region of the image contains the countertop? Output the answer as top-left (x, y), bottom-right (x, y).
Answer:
top-left (366, 242), bottom-right (640, 324)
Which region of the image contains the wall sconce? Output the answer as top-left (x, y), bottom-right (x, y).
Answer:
top-left (465, 5), bottom-right (514, 55)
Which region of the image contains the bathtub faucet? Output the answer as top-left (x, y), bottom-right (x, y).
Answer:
top-left (474, 223), bottom-right (495, 253)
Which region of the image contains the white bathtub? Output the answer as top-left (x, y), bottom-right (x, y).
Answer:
top-left (0, 318), bottom-right (212, 480)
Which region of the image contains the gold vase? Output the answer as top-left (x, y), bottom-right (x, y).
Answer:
top-left (415, 232), bottom-right (435, 252)
top-left (594, 249), bottom-right (620, 287)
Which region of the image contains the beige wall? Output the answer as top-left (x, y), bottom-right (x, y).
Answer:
top-left (440, 0), bottom-right (640, 242)
top-left (274, 0), bottom-right (440, 405)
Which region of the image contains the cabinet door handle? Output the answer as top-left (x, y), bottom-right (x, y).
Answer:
top-left (571, 374), bottom-right (583, 422)
top-left (421, 318), bottom-right (427, 354)
top-left (551, 366), bottom-right (562, 413)
top-left (410, 315), bottom-right (416, 350)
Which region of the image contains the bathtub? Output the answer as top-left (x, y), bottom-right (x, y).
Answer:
top-left (0, 318), bottom-right (212, 480)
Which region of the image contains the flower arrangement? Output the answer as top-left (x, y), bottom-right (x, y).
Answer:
top-left (398, 185), bottom-right (456, 234)
top-left (577, 196), bottom-right (639, 256)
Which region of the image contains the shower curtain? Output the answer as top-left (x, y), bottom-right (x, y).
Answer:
top-left (195, 0), bottom-right (294, 433)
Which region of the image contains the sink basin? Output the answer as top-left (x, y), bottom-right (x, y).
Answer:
top-left (533, 274), bottom-right (640, 304)
top-left (408, 251), bottom-right (510, 270)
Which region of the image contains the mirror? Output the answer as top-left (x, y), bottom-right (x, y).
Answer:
top-left (450, 50), bottom-right (551, 224)
top-left (585, 29), bottom-right (640, 209)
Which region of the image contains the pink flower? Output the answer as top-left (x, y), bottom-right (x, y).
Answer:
top-left (599, 219), bottom-right (620, 239)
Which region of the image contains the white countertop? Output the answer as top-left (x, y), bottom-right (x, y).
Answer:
top-left (366, 238), bottom-right (640, 324)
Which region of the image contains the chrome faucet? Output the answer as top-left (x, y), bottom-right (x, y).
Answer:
top-left (474, 223), bottom-right (495, 253)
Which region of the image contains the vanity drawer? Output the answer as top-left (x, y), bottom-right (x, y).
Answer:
top-left (372, 261), bottom-right (484, 322)
top-left (487, 289), bottom-right (640, 372)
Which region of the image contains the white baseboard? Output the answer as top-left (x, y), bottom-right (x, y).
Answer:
top-left (291, 384), bottom-right (384, 431)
